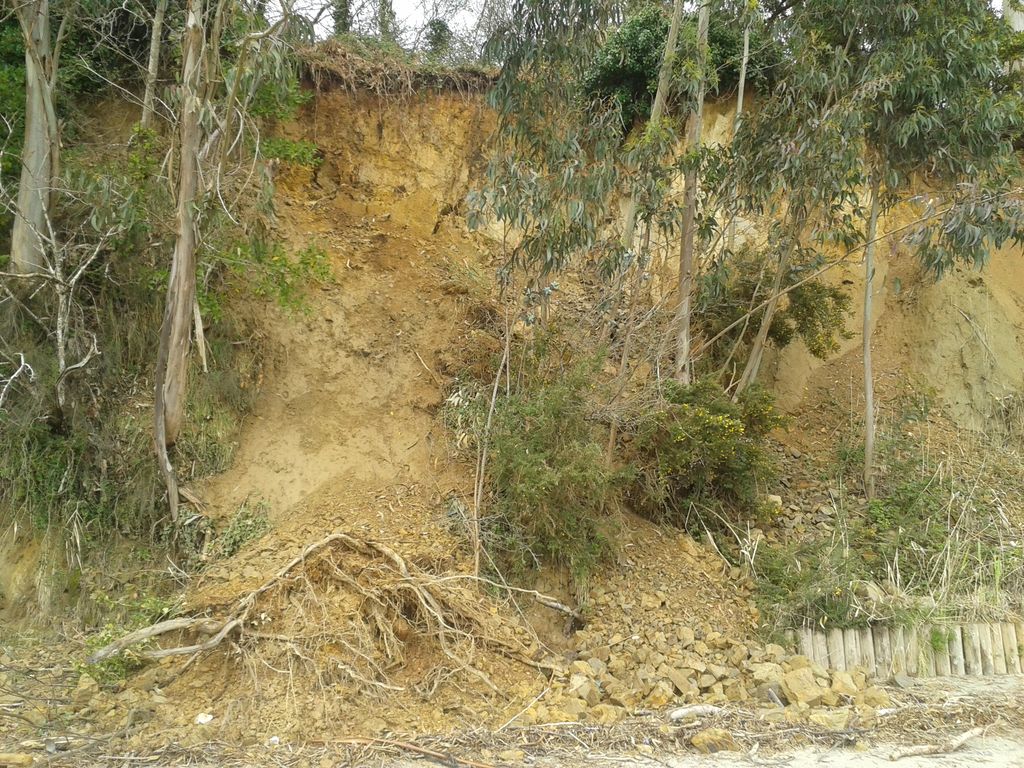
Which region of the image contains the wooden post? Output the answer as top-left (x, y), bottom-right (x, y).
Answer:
top-left (977, 623), bottom-right (995, 675)
top-left (934, 627), bottom-right (952, 677)
top-left (1015, 622), bottom-right (1024, 670)
top-left (906, 627), bottom-right (920, 676)
top-left (949, 625), bottom-right (966, 676)
top-left (963, 623), bottom-right (982, 675)
top-left (784, 629), bottom-right (797, 653)
top-left (1002, 623), bottom-right (1022, 675)
top-left (891, 626), bottom-right (907, 675)
top-left (990, 624), bottom-right (1008, 675)
top-left (813, 631), bottom-right (830, 668)
top-left (827, 627), bottom-right (847, 671)
top-left (798, 627), bottom-right (815, 660)
top-left (859, 626), bottom-right (876, 677)
top-left (873, 625), bottom-right (893, 679)
top-left (920, 625), bottom-right (937, 677)
top-left (843, 628), bottom-right (860, 674)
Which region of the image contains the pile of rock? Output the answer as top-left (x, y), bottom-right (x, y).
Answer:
top-left (521, 624), bottom-right (890, 729)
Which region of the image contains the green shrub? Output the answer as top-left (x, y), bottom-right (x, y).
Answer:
top-left (755, 539), bottom-right (864, 631)
top-left (772, 282), bottom-right (853, 358)
top-left (630, 379), bottom-right (782, 523)
top-left (470, 354), bottom-right (624, 584)
top-left (215, 499), bottom-right (271, 558)
top-left (262, 137), bottom-right (322, 167)
top-left (583, 5), bottom-right (669, 127)
top-left (223, 240), bottom-right (332, 311)
top-left (697, 248), bottom-right (852, 369)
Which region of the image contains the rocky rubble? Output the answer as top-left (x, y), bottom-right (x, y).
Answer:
top-left (521, 625), bottom-right (891, 732)
top-left (511, 519), bottom-right (891, 735)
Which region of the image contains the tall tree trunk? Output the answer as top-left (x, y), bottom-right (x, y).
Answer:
top-left (378, 0), bottom-right (395, 40)
top-left (154, 0), bottom-right (204, 521)
top-left (11, 0), bottom-right (52, 274)
top-left (725, 21), bottom-right (750, 254)
top-left (333, 0), bottom-right (352, 34)
top-left (673, 0), bottom-right (710, 383)
top-left (619, 0), bottom-right (685, 256)
top-left (141, 0), bottom-right (168, 130)
top-left (733, 239), bottom-right (793, 396)
top-left (862, 171), bottom-right (882, 500)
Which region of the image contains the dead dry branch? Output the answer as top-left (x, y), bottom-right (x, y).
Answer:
top-left (888, 725), bottom-right (986, 760)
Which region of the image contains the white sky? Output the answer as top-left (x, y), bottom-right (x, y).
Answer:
top-left (299, 0), bottom-right (1015, 47)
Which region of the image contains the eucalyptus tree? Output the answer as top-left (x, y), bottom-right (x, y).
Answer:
top-left (729, 13), bottom-right (867, 397)
top-left (140, 0), bottom-right (169, 128)
top-left (333, 0), bottom-right (352, 33)
top-left (799, 0), bottom-right (1024, 498)
top-left (618, 0), bottom-right (685, 259)
top-left (468, 0), bottom-right (620, 300)
top-left (672, 0), bottom-right (709, 383)
top-left (7, 0), bottom-right (74, 274)
top-left (377, 0), bottom-right (396, 40)
top-left (154, 0), bottom-right (310, 520)
top-left (724, 0), bottom-right (757, 253)
top-left (154, 0), bottom-right (202, 522)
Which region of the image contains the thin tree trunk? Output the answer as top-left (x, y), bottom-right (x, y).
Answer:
top-left (862, 171), bottom-right (882, 500)
top-left (11, 0), bottom-right (52, 274)
top-left (673, 0), bottom-right (711, 383)
top-left (154, 0), bottom-right (204, 521)
top-left (605, 0), bottom-right (683, 348)
top-left (141, 0), bottom-right (168, 130)
top-left (733, 240), bottom-right (792, 396)
top-left (378, 0), bottom-right (395, 40)
top-left (621, 0), bottom-right (685, 257)
top-left (725, 21), bottom-right (750, 254)
top-left (606, 223), bottom-right (651, 463)
top-left (333, 0), bottom-right (352, 34)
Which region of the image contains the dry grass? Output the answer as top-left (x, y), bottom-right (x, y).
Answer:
top-left (300, 39), bottom-right (496, 97)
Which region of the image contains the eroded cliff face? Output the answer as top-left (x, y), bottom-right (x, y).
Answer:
top-left (5, 86), bottom-right (1022, 621)
top-left (279, 89), bottom-right (493, 234)
top-left (767, 212), bottom-right (1024, 435)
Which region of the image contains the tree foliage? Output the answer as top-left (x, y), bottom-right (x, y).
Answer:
top-left (583, 1), bottom-right (780, 127)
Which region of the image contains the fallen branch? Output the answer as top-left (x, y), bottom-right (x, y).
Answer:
top-left (669, 704), bottom-right (723, 722)
top-left (89, 534), bottom-right (364, 663)
top-left (336, 737), bottom-right (496, 768)
top-left (88, 617), bottom-right (218, 663)
top-left (888, 726), bottom-right (985, 761)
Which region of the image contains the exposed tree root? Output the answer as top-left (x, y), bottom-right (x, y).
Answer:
top-left (90, 532), bottom-right (563, 696)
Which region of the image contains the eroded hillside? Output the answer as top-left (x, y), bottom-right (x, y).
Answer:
top-left (3, 80), bottom-right (1024, 766)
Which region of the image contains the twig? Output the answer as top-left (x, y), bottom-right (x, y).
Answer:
top-left (888, 726), bottom-right (985, 760)
top-left (0, 353), bottom-right (35, 410)
top-left (430, 574), bottom-right (585, 625)
top-left (336, 737), bottom-right (497, 768)
top-left (414, 349), bottom-right (444, 386)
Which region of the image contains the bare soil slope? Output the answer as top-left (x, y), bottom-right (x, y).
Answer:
top-left (116, 89), bottom-right (756, 745)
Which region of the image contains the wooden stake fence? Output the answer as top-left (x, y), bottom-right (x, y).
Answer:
top-left (787, 622), bottom-right (1024, 680)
